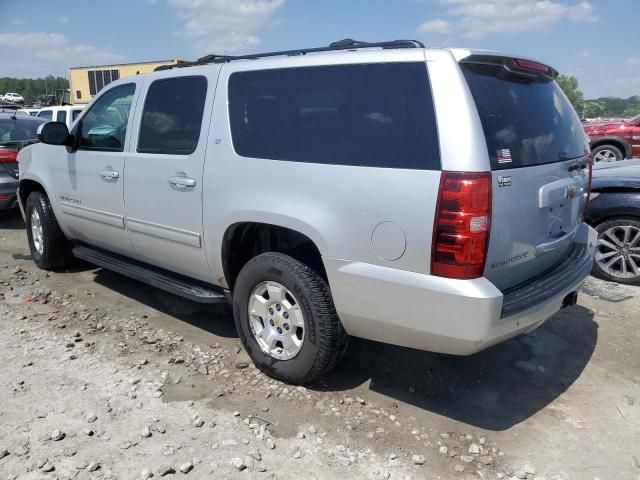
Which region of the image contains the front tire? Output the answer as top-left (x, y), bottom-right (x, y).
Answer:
top-left (592, 217), bottom-right (640, 285)
top-left (25, 191), bottom-right (73, 270)
top-left (233, 252), bottom-right (349, 384)
top-left (592, 144), bottom-right (623, 163)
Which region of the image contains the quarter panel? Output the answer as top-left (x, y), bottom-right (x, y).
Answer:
top-left (203, 58), bottom-right (443, 287)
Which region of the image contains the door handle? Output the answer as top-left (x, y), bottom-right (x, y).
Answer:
top-left (99, 169), bottom-right (119, 179)
top-left (168, 176), bottom-right (196, 188)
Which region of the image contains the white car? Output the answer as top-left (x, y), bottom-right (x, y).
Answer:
top-left (3, 93), bottom-right (24, 104)
top-left (36, 105), bottom-right (85, 129)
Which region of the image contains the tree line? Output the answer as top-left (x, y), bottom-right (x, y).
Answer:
top-left (0, 76), bottom-right (69, 103)
top-left (556, 75), bottom-right (640, 119)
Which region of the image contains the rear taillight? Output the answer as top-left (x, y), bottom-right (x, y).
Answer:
top-left (431, 171), bottom-right (492, 279)
top-left (0, 150), bottom-right (17, 163)
top-left (582, 157), bottom-right (593, 218)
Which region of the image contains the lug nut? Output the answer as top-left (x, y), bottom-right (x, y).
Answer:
top-left (283, 312), bottom-right (289, 319)
top-left (269, 308), bottom-right (274, 315)
top-left (283, 323), bottom-right (289, 330)
top-left (276, 304), bottom-right (281, 312)
top-left (269, 320), bottom-right (275, 326)
top-left (277, 327), bottom-right (282, 334)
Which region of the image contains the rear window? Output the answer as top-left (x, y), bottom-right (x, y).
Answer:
top-left (462, 63), bottom-right (586, 170)
top-left (57, 110), bottom-right (67, 123)
top-left (0, 117), bottom-right (45, 143)
top-left (228, 62), bottom-right (440, 170)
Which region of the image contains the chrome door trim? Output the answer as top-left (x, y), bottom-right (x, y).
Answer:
top-left (60, 201), bottom-right (125, 229)
top-left (126, 217), bottom-right (202, 248)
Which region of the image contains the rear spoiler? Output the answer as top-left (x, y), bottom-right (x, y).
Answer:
top-left (459, 54), bottom-right (559, 80)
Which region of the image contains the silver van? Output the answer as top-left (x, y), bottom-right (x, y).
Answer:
top-left (18, 40), bottom-right (596, 384)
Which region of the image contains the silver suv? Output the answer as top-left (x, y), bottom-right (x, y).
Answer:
top-left (17, 40), bottom-right (596, 384)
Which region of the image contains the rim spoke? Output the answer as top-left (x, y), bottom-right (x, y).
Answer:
top-left (604, 255), bottom-right (621, 270)
top-left (250, 294), bottom-right (269, 319)
top-left (266, 283), bottom-right (284, 303)
top-left (597, 239), bottom-right (619, 251)
top-left (595, 250), bottom-right (618, 261)
top-left (628, 257), bottom-right (640, 276)
top-left (604, 230), bottom-right (624, 247)
top-left (621, 258), bottom-right (628, 275)
top-left (629, 229), bottom-right (640, 247)
top-left (622, 226), bottom-right (632, 244)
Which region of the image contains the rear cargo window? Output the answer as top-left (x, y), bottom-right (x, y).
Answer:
top-left (228, 62), bottom-right (440, 170)
top-left (462, 63), bottom-right (586, 170)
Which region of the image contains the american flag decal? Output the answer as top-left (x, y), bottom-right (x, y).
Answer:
top-left (497, 149), bottom-right (512, 164)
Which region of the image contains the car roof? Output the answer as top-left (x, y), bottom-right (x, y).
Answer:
top-left (104, 44), bottom-right (550, 83)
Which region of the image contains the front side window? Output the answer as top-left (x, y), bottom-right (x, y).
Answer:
top-left (56, 110), bottom-right (67, 123)
top-left (38, 110), bottom-right (53, 121)
top-left (228, 63), bottom-right (440, 170)
top-left (79, 83), bottom-right (135, 152)
top-left (137, 76), bottom-right (207, 155)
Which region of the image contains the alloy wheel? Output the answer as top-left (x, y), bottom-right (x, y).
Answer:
top-left (248, 281), bottom-right (305, 360)
top-left (30, 208), bottom-right (44, 255)
top-left (595, 225), bottom-right (640, 280)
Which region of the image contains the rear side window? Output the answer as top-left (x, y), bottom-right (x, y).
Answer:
top-left (228, 63), bottom-right (440, 170)
top-left (462, 63), bottom-right (586, 170)
top-left (72, 109), bottom-right (82, 121)
top-left (38, 110), bottom-right (53, 121)
top-left (137, 76), bottom-right (207, 155)
top-left (56, 110), bottom-right (67, 123)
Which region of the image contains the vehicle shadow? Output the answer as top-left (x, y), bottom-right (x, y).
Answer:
top-left (91, 268), bottom-right (238, 339)
top-left (316, 305), bottom-right (597, 431)
top-left (76, 264), bottom-right (598, 431)
top-left (0, 209), bottom-right (25, 229)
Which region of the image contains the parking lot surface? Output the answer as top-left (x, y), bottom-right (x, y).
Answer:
top-left (1, 210), bottom-right (639, 479)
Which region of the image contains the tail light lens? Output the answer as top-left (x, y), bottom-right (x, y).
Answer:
top-left (0, 150), bottom-right (17, 163)
top-left (582, 157), bottom-right (593, 218)
top-left (431, 171), bottom-right (492, 279)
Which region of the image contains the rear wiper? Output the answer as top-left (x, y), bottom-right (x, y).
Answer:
top-left (567, 158), bottom-right (590, 172)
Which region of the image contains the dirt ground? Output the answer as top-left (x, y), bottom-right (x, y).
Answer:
top-left (1, 209), bottom-right (639, 480)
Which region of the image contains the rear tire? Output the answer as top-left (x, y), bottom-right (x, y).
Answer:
top-left (233, 252), bottom-right (349, 384)
top-left (25, 191), bottom-right (73, 270)
top-left (592, 217), bottom-right (640, 285)
top-left (591, 144), bottom-right (623, 163)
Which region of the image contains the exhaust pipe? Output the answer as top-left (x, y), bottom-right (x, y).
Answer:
top-left (561, 291), bottom-right (578, 308)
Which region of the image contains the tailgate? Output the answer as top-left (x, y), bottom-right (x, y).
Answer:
top-left (461, 56), bottom-right (590, 291)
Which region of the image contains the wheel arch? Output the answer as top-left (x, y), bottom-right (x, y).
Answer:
top-left (221, 222), bottom-right (329, 291)
top-left (590, 137), bottom-right (631, 159)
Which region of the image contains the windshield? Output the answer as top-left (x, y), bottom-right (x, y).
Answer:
top-left (0, 117), bottom-right (46, 144)
top-left (626, 113), bottom-right (640, 123)
top-left (462, 63), bottom-right (586, 170)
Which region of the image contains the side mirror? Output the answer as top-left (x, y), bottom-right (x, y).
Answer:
top-left (37, 122), bottom-right (71, 146)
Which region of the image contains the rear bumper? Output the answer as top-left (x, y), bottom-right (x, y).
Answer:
top-left (325, 223), bottom-right (596, 355)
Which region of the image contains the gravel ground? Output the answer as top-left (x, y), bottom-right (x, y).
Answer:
top-left (1, 210), bottom-right (639, 480)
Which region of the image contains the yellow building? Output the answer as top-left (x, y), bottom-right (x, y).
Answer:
top-left (69, 59), bottom-right (184, 104)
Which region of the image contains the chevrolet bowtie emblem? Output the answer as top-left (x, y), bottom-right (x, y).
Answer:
top-left (565, 185), bottom-right (578, 199)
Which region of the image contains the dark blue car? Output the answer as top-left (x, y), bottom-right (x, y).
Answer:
top-left (586, 159), bottom-right (640, 285)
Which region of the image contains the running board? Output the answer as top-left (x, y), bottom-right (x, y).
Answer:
top-left (72, 245), bottom-right (229, 304)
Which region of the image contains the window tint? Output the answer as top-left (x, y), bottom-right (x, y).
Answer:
top-left (38, 110), bottom-right (53, 121)
top-left (228, 63), bottom-right (440, 170)
top-left (72, 109), bottom-right (82, 121)
top-left (56, 110), bottom-right (67, 123)
top-left (462, 63), bottom-right (586, 170)
top-left (79, 83), bottom-right (135, 152)
top-left (137, 76), bottom-right (207, 155)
